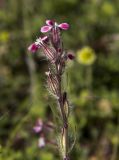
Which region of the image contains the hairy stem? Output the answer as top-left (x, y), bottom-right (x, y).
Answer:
top-left (55, 63), bottom-right (69, 160)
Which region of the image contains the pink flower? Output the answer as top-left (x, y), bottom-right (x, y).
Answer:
top-left (33, 119), bottom-right (43, 133)
top-left (41, 20), bottom-right (69, 33)
top-left (28, 36), bottom-right (56, 62)
top-left (36, 37), bottom-right (56, 62)
top-left (28, 36), bottom-right (48, 53)
top-left (28, 43), bottom-right (38, 53)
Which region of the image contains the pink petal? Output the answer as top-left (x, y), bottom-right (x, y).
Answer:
top-left (33, 119), bottom-right (43, 133)
top-left (46, 20), bottom-right (54, 26)
top-left (41, 36), bottom-right (49, 43)
top-left (58, 23), bottom-right (69, 30)
top-left (33, 126), bottom-right (42, 133)
top-left (40, 26), bottom-right (52, 33)
top-left (28, 43), bottom-right (38, 53)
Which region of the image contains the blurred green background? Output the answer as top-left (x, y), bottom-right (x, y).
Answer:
top-left (0, 0), bottom-right (119, 160)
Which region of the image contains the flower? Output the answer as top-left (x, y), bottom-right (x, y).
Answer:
top-left (101, 2), bottom-right (115, 16)
top-left (28, 43), bottom-right (38, 53)
top-left (77, 46), bottom-right (96, 65)
top-left (38, 136), bottom-right (45, 148)
top-left (40, 20), bottom-right (69, 33)
top-left (28, 36), bottom-right (48, 53)
top-left (0, 31), bottom-right (9, 43)
top-left (28, 36), bottom-right (57, 62)
top-left (111, 135), bottom-right (119, 145)
top-left (40, 20), bottom-right (69, 48)
top-left (33, 119), bottom-right (43, 133)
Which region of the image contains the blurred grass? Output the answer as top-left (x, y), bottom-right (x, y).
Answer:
top-left (0, 0), bottom-right (119, 160)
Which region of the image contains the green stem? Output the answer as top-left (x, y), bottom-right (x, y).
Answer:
top-left (55, 63), bottom-right (69, 160)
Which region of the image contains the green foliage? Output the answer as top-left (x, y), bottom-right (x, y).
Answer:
top-left (0, 0), bottom-right (119, 160)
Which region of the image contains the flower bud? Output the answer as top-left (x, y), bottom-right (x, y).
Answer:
top-left (63, 92), bottom-right (69, 118)
top-left (45, 70), bottom-right (58, 96)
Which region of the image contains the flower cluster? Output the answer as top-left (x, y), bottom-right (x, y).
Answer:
top-left (28, 20), bottom-right (74, 160)
top-left (33, 118), bottom-right (55, 148)
top-left (40, 20), bottom-right (69, 33)
top-left (28, 20), bottom-right (74, 63)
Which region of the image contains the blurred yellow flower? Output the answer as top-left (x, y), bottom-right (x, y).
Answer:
top-left (0, 31), bottom-right (9, 42)
top-left (77, 46), bottom-right (96, 65)
top-left (102, 2), bottom-right (115, 16)
top-left (111, 135), bottom-right (119, 145)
